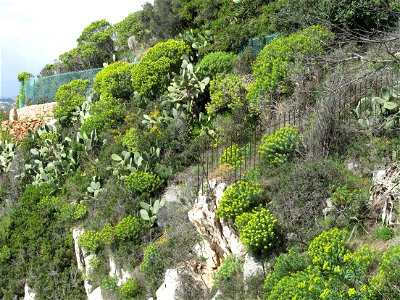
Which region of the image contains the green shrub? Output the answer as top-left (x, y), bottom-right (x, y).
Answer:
top-left (131, 40), bottom-right (190, 98)
top-left (0, 245), bottom-right (10, 263)
top-left (266, 268), bottom-right (324, 300)
top-left (140, 243), bottom-right (161, 276)
top-left (81, 94), bottom-right (124, 134)
top-left (248, 25), bottom-right (334, 102)
top-left (307, 228), bottom-right (349, 271)
top-left (122, 127), bottom-right (140, 153)
top-left (125, 171), bottom-right (163, 194)
top-left (54, 79), bottom-right (91, 126)
top-left (196, 51), bottom-right (237, 79)
top-left (115, 215), bottom-right (142, 242)
top-left (213, 254), bottom-right (243, 288)
top-left (274, 0), bottom-right (400, 33)
top-left (101, 275), bottom-right (119, 292)
top-left (78, 230), bottom-right (102, 253)
top-left (370, 244), bottom-right (400, 299)
top-left (258, 125), bottom-right (299, 165)
top-left (207, 73), bottom-right (247, 116)
top-left (119, 277), bottom-right (139, 299)
top-left (219, 144), bottom-right (246, 169)
top-left (94, 62), bottom-right (135, 99)
top-left (216, 180), bottom-right (265, 219)
top-left (263, 248), bottom-right (309, 295)
top-left (328, 184), bottom-right (362, 208)
top-left (100, 223), bottom-right (115, 245)
top-left (375, 226), bottom-right (394, 241)
top-left (235, 207), bottom-right (280, 254)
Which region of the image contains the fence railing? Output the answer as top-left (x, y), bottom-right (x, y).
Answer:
top-left (197, 71), bottom-right (400, 196)
top-left (23, 68), bottom-right (102, 107)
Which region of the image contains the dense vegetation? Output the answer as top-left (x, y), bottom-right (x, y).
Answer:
top-left (2, 0), bottom-right (400, 299)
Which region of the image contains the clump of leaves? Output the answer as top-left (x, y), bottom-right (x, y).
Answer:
top-left (216, 180), bottom-right (265, 219)
top-left (235, 207), bottom-right (280, 255)
top-left (258, 125), bottom-right (299, 165)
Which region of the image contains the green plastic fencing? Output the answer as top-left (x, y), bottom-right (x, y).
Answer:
top-left (239, 34), bottom-right (283, 57)
top-left (24, 68), bottom-right (102, 106)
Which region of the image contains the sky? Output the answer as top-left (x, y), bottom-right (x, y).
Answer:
top-left (0, 0), bottom-right (151, 99)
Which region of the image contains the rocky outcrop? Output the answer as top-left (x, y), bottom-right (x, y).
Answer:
top-left (2, 118), bottom-right (48, 141)
top-left (155, 268), bottom-right (209, 300)
top-left (369, 163), bottom-right (400, 226)
top-left (188, 179), bottom-right (245, 270)
top-left (15, 102), bottom-right (56, 121)
top-left (24, 283), bottom-right (35, 300)
top-left (2, 102), bottom-right (56, 141)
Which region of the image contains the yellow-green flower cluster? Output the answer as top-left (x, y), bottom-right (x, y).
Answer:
top-left (115, 215), bottom-right (143, 242)
top-left (125, 171), bottom-right (163, 194)
top-left (258, 125), bottom-right (299, 165)
top-left (131, 40), bottom-right (190, 98)
top-left (78, 216), bottom-right (142, 253)
top-left (235, 207), bottom-right (280, 254)
top-left (247, 25), bottom-right (334, 102)
top-left (207, 73), bottom-right (247, 116)
top-left (78, 230), bottom-right (102, 253)
top-left (140, 243), bottom-right (160, 276)
top-left (219, 144), bottom-right (246, 169)
top-left (216, 180), bottom-right (265, 219)
top-left (307, 228), bottom-right (349, 271)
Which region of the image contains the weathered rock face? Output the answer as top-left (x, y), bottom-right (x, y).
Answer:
top-left (155, 268), bottom-right (209, 300)
top-left (188, 179), bottom-right (245, 270)
top-left (72, 228), bottom-right (102, 299)
top-left (16, 102), bottom-right (56, 121)
top-left (24, 283), bottom-right (35, 300)
top-left (243, 253), bottom-right (264, 281)
top-left (2, 102), bottom-right (56, 141)
top-left (369, 163), bottom-right (400, 226)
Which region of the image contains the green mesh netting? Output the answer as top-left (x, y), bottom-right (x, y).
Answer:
top-left (239, 34), bottom-right (283, 57)
top-left (24, 68), bottom-right (102, 106)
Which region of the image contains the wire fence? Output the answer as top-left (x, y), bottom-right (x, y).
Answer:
top-left (23, 68), bottom-right (102, 106)
top-left (197, 71), bottom-right (400, 196)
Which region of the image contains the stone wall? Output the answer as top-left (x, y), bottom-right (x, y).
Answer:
top-left (2, 102), bottom-right (56, 140)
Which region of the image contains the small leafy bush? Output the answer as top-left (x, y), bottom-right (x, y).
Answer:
top-left (263, 248), bottom-right (309, 295)
top-left (101, 275), bottom-right (119, 292)
top-left (81, 94), bottom-right (124, 134)
top-left (119, 277), bottom-right (139, 299)
top-left (219, 144), bottom-right (245, 169)
top-left (370, 244), bottom-right (400, 298)
top-left (0, 245), bottom-right (10, 263)
top-left (115, 215), bottom-right (142, 242)
top-left (213, 254), bottom-right (243, 288)
top-left (125, 171), bottom-right (163, 194)
top-left (329, 184), bottom-right (362, 208)
top-left (94, 61), bottom-right (135, 99)
top-left (78, 230), bottom-right (102, 253)
top-left (375, 226), bottom-right (394, 241)
top-left (216, 180), bottom-right (265, 219)
top-left (196, 51), bottom-right (237, 79)
top-left (207, 73), bottom-right (247, 116)
top-left (100, 223), bottom-right (115, 245)
top-left (54, 79), bottom-right (91, 126)
top-left (140, 243), bottom-right (160, 276)
top-left (259, 125), bottom-right (299, 165)
top-left (131, 40), bottom-right (190, 98)
top-left (235, 207), bottom-right (280, 254)
top-left (248, 25), bottom-right (334, 102)
top-left (122, 127), bottom-right (139, 153)
top-left (307, 228), bottom-right (349, 271)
